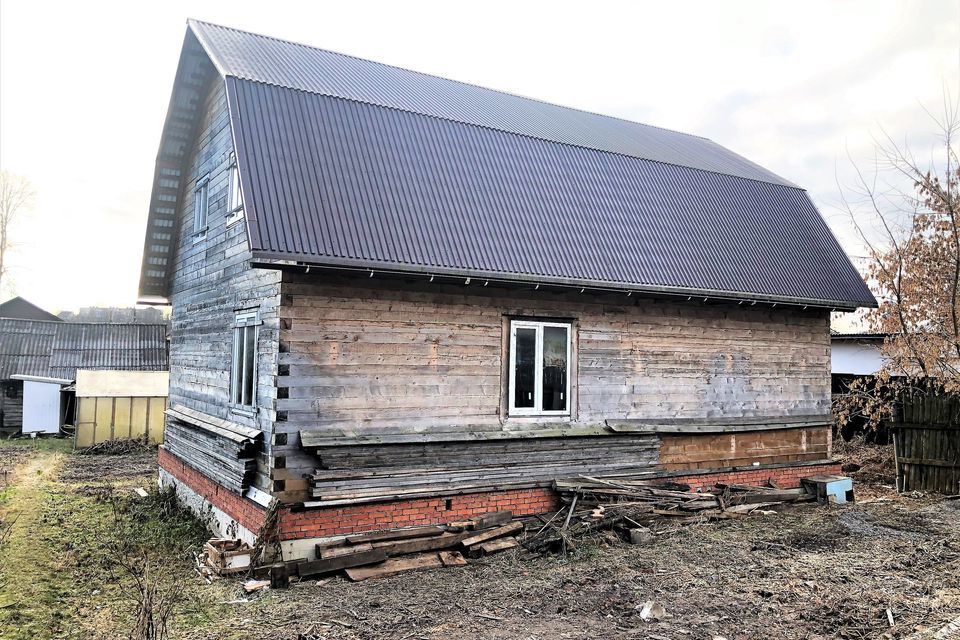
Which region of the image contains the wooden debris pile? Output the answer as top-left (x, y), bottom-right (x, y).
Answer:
top-left (524, 475), bottom-right (817, 553)
top-left (270, 510), bottom-right (523, 584)
top-left (200, 538), bottom-right (254, 577)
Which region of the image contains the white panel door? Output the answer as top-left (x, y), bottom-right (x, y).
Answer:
top-left (22, 381), bottom-right (62, 434)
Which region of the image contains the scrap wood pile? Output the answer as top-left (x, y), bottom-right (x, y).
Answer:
top-left (297, 510), bottom-right (522, 583)
top-left (523, 475), bottom-right (816, 553)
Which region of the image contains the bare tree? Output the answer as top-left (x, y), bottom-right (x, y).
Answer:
top-left (835, 98), bottom-right (960, 428)
top-left (0, 170), bottom-right (34, 292)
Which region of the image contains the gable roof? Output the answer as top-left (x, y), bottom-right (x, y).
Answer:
top-left (139, 20), bottom-right (876, 310)
top-left (0, 297), bottom-right (62, 322)
top-left (0, 319), bottom-right (169, 381)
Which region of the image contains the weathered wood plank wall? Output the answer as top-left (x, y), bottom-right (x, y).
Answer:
top-left (166, 75), bottom-right (280, 492)
top-left (659, 426), bottom-right (831, 470)
top-left (0, 381), bottom-right (23, 436)
top-left (272, 273), bottom-right (831, 501)
top-left (893, 395), bottom-right (960, 493)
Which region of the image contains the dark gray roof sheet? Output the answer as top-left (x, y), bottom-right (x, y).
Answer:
top-left (229, 78), bottom-right (874, 307)
top-left (191, 20), bottom-right (794, 187)
top-left (0, 320), bottom-right (168, 380)
top-left (138, 21), bottom-right (876, 309)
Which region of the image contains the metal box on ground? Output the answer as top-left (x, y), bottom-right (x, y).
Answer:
top-left (802, 475), bottom-right (855, 505)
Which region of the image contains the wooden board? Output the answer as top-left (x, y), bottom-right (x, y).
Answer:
top-left (345, 553), bottom-right (444, 582)
top-left (460, 521), bottom-right (523, 548)
top-left (344, 526), bottom-right (445, 545)
top-left (479, 537), bottom-right (519, 555)
top-left (297, 548), bottom-right (388, 577)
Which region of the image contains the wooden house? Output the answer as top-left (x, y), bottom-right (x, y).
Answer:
top-left (141, 21), bottom-right (876, 555)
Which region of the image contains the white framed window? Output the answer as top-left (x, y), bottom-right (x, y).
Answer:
top-left (193, 175), bottom-right (209, 239)
top-left (508, 319), bottom-right (571, 416)
top-left (231, 311), bottom-right (259, 408)
top-left (226, 155), bottom-right (244, 226)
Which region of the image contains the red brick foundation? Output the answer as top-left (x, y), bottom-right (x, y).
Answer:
top-left (665, 461), bottom-right (843, 492)
top-left (158, 448), bottom-right (842, 543)
top-left (158, 447), bottom-right (268, 534)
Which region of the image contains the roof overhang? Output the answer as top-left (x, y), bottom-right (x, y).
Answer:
top-left (250, 255), bottom-right (873, 311)
top-left (11, 374), bottom-right (73, 386)
top-left (137, 27), bottom-right (218, 300)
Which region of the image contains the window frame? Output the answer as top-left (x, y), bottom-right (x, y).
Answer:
top-left (193, 175), bottom-right (210, 241)
top-left (507, 319), bottom-right (572, 417)
top-left (226, 154), bottom-right (244, 227)
top-left (229, 310), bottom-right (260, 412)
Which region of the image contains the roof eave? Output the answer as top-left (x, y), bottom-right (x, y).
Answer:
top-left (249, 253), bottom-right (875, 312)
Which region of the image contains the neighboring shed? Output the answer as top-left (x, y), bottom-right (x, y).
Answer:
top-left (74, 370), bottom-right (169, 446)
top-left (0, 317), bottom-right (169, 436)
top-left (11, 374), bottom-right (72, 434)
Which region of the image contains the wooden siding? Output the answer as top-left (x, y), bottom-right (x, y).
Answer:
top-left (165, 76), bottom-right (279, 492)
top-left (658, 426), bottom-right (831, 471)
top-left (274, 273), bottom-right (831, 501)
top-left (0, 380), bottom-right (23, 436)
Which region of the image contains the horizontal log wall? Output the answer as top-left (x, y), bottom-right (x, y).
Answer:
top-left (166, 77), bottom-right (279, 492)
top-left (275, 274), bottom-right (831, 502)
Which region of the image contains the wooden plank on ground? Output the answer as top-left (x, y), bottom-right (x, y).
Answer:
top-left (470, 510), bottom-right (512, 530)
top-left (297, 548), bottom-right (388, 577)
top-left (372, 532), bottom-right (472, 556)
top-left (479, 537), bottom-right (519, 555)
top-left (345, 553), bottom-right (443, 581)
top-left (438, 550), bottom-right (468, 566)
top-left (319, 543), bottom-right (374, 559)
top-left (345, 526), bottom-right (445, 545)
top-left (460, 521), bottom-right (523, 548)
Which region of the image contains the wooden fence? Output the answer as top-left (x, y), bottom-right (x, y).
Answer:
top-left (892, 395), bottom-right (960, 493)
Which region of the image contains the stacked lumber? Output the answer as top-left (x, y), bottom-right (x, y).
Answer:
top-left (164, 404), bottom-right (261, 493)
top-left (305, 434), bottom-right (659, 503)
top-left (288, 511), bottom-right (523, 583)
top-left (524, 475), bottom-right (816, 553)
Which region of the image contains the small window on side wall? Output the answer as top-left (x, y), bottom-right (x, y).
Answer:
top-left (508, 319), bottom-right (571, 416)
top-left (231, 311), bottom-right (259, 408)
top-left (226, 156), bottom-right (244, 226)
top-left (193, 176), bottom-right (209, 240)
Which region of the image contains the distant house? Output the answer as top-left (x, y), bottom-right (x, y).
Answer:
top-left (140, 21), bottom-right (876, 554)
top-left (0, 297), bottom-right (62, 322)
top-left (0, 311), bottom-right (169, 436)
top-left (831, 331), bottom-right (888, 390)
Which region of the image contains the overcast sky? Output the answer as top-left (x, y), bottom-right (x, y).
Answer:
top-left (1, 0), bottom-right (958, 313)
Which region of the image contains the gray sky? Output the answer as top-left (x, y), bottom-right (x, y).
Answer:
top-left (1, 0), bottom-right (958, 312)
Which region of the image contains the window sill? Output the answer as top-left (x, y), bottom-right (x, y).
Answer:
top-left (226, 212), bottom-right (244, 228)
top-left (505, 413), bottom-right (571, 421)
top-left (229, 404), bottom-right (258, 418)
top-left (192, 230), bottom-right (207, 244)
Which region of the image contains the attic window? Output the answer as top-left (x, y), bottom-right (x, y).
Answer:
top-left (226, 156), bottom-right (244, 226)
top-left (193, 176), bottom-right (209, 240)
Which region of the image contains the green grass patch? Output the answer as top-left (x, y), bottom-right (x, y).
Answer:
top-left (0, 436), bottom-right (73, 455)
top-left (0, 451), bottom-right (218, 640)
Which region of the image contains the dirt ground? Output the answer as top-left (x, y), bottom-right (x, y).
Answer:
top-left (0, 438), bottom-right (958, 640)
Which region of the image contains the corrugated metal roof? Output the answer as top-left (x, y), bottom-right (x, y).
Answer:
top-left (228, 78), bottom-right (875, 308)
top-left (137, 20), bottom-right (876, 309)
top-left (0, 320), bottom-right (168, 381)
top-left (192, 20), bottom-right (793, 187)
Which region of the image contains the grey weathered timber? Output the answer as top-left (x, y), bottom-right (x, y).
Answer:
top-left (161, 74), bottom-right (279, 494)
top-left (892, 395), bottom-right (960, 493)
